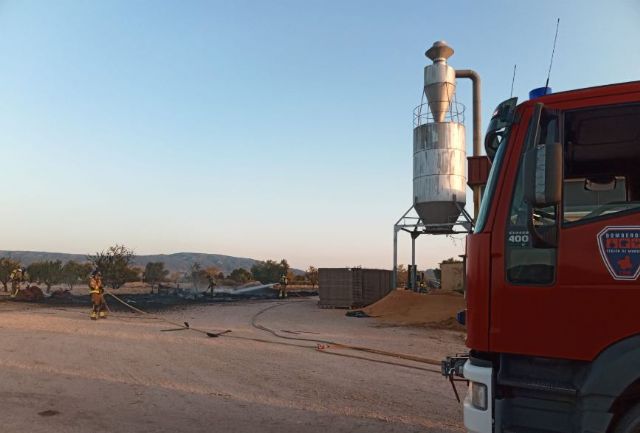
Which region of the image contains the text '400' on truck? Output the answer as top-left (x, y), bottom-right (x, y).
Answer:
top-left (443, 79), bottom-right (640, 433)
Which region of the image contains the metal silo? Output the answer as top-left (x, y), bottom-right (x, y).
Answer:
top-left (412, 41), bottom-right (467, 226)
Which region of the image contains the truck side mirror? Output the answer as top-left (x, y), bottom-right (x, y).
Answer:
top-left (522, 103), bottom-right (562, 248)
top-left (523, 142), bottom-right (563, 208)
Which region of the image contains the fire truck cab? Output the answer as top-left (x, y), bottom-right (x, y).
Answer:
top-left (461, 81), bottom-right (640, 433)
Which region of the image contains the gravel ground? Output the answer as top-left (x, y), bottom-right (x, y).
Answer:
top-left (0, 297), bottom-right (466, 433)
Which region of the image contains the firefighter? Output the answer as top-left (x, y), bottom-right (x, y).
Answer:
top-left (89, 270), bottom-right (107, 320)
top-left (9, 267), bottom-right (26, 297)
top-left (419, 279), bottom-right (427, 293)
top-left (278, 273), bottom-right (288, 299)
top-left (417, 272), bottom-right (427, 293)
top-left (206, 274), bottom-right (217, 296)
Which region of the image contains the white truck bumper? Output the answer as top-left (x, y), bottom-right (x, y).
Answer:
top-left (463, 360), bottom-right (493, 433)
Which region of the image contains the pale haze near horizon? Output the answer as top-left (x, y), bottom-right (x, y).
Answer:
top-left (1, 0), bottom-right (638, 270)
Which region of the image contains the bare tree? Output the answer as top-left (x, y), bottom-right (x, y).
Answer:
top-left (189, 262), bottom-right (209, 290)
top-left (396, 264), bottom-right (408, 288)
top-left (144, 262), bottom-right (169, 292)
top-left (305, 266), bottom-right (319, 288)
top-left (88, 244), bottom-right (136, 290)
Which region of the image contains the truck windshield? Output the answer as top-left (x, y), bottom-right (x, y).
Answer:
top-left (474, 98), bottom-right (518, 233)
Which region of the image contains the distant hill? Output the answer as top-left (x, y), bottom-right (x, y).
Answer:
top-left (0, 250), bottom-right (302, 275)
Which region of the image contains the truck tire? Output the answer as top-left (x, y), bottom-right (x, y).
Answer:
top-left (615, 404), bottom-right (640, 433)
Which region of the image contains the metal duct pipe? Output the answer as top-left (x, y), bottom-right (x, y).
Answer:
top-left (455, 69), bottom-right (481, 156)
top-left (455, 69), bottom-right (482, 217)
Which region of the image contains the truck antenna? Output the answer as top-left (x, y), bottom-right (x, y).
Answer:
top-left (510, 64), bottom-right (517, 98)
top-left (545, 18), bottom-right (560, 89)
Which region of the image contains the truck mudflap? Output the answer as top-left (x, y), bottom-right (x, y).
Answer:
top-left (464, 359), bottom-right (494, 433)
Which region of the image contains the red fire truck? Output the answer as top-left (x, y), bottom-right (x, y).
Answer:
top-left (443, 80), bottom-right (640, 433)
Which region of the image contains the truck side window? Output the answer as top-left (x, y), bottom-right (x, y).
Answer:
top-left (563, 104), bottom-right (640, 224)
top-left (563, 177), bottom-right (628, 223)
top-left (505, 111), bottom-right (557, 285)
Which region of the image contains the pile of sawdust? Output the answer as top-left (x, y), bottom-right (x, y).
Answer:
top-left (361, 289), bottom-right (465, 328)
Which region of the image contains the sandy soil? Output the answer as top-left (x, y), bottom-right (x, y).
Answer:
top-left (362, 290), bottom-right (465, 328)
top-left (0, 297), bottom-right (466, 433)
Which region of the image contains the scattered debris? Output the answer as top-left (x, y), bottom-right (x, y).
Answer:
top-left (14, 286), bottom-right (44, 302)
top-left (49, 289), bottom-right (72, 300)
top-left (106, 290), bottom-right (232, 339)
top-left (28, 287), bottom-right (318, 310)
top-left (345, 310), bottom-right (372, 318)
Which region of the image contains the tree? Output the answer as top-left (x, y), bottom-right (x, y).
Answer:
top-left (204, 266), bottom-right (225, 282)
top-left (144, 262), bottom-right (169, 291)
top-left (229, 268), bottom-right (252, 284)
top-left (0, 258), bottom-right (21, 292)
top-left (27, 260), bottom-right (64, 293)
top-left (129, 266), bottom-right (144, 282)
top-left (305, 266), bottom-right (319, 288)
top-left (396, 264), bottom-right (408, 288)
top-left (205, 266), bottom-right (220, 276)
top-left (189, 262), bottom-right (209, 289)
top-left (250, 259), bottom-right (289, 284)
top-left (87, 244), bottom-right (136, 290)
top-left (168, 271), bottom-right (184, 285)
top-left (25, 266), bottom-right (38, 284)
top-left (61, 261), bottom-right (92, 290)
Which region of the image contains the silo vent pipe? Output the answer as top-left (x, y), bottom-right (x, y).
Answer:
top-left (455, 69), bottom-right (482, 218)
top-left (454, 69), bottom-right (481, 157)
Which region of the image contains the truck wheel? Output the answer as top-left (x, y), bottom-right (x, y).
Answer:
top-left (615, 404), bottom-right (640, 433)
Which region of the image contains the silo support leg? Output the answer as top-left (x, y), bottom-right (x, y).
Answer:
top-left (393, 228), bottom-right (398, 289)
top-left (411, 235), bottom-right (416, 291)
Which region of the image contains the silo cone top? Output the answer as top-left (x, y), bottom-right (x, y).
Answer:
top-left (423, 40), bottom-right (456, 122)
top-left (425, 41), bottom-right (454, 64)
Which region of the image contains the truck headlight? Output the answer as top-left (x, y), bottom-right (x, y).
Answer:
top-left (469, 381), bottom-right (487, 411)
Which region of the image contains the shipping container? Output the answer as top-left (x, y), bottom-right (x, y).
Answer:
top-left (318, 268), bottom-right (392, 308)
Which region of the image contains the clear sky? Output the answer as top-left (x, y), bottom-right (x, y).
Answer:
top-left (1, 0), bottom-right (639, 270)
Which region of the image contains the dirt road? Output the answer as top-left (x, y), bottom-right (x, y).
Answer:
top-left (0, 298), bottom-right (465, 432)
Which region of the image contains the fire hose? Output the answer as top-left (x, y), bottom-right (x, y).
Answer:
top-left (105, 290), bottom-right (231, 338)
top-left (103, 292), bottom-right (442, 373)
top-left (249, 302), bottom-right (443, 367)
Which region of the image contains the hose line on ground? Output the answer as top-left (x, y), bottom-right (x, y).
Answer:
top-left (105, 290), bottom-right (231, 338)
top-left (250, 301), bottom-right (443, 367)
top-left (101, 293), bottom-right (442, 373)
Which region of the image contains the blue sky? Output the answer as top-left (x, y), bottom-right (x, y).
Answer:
top-left (0, 0), bottom-right (639, 270)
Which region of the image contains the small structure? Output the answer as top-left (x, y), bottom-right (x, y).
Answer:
top-left (318, 268), bottom-right (392, 308)
top-left (439, 261), bottom-right (464, 292)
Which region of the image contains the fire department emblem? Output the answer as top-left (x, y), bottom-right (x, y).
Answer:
top-left (597, 226), bottom-right (640, 281)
